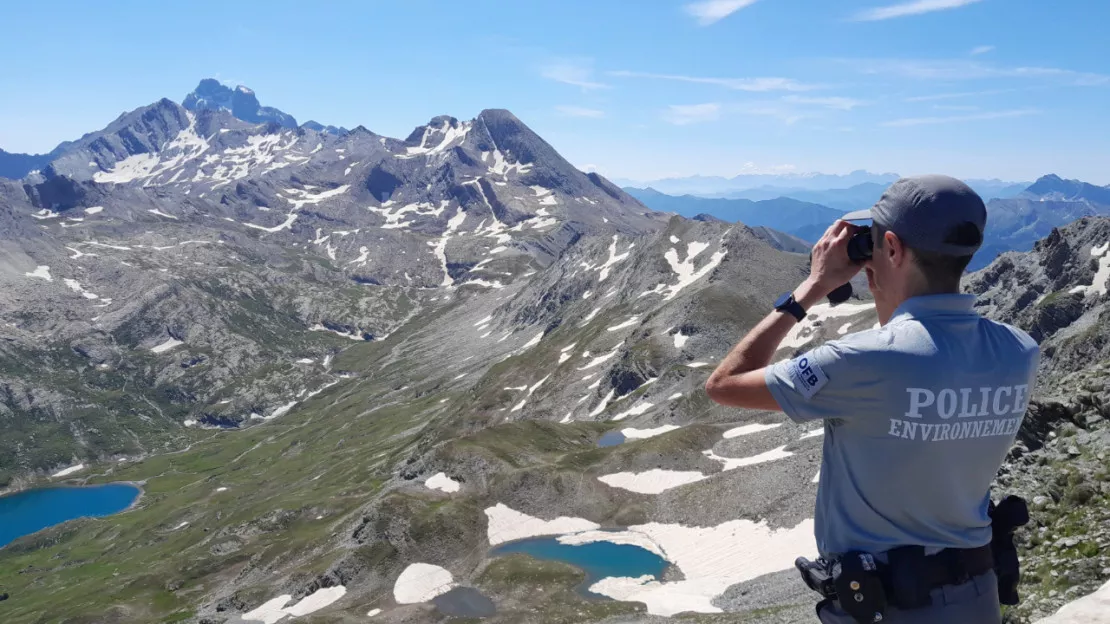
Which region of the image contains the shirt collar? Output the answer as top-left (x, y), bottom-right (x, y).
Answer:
top-left (888, 293), bottom-right (978, 322)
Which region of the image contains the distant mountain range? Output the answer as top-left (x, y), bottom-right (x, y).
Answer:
top-left (0, 80), bottom-right (349, 181)
top-left (1022, 173), bottom-right (1110, 204)
top-left (716, 179), bottom-right (1027, 211)
top-left (624, 187), bottom-right (843, 242)
top-left (619, 175), bottom-right (1028, 208)
top-left (628, 174), bottom-right (1110, 270)
top-left (612, 170), bottom-right (901, 196)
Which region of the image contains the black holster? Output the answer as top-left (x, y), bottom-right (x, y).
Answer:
top-left (796, 553), bottom-right (887, 624)
top-left (989, 495), bottom-right (1029, 605)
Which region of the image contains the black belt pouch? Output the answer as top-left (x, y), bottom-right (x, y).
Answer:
top-left (885, 545), bottom-right (934, 609)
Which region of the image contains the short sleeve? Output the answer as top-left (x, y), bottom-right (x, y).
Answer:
top-left (765, 340), bottom-right (876, 424)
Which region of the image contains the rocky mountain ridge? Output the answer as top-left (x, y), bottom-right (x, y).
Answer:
top-left (966, 217), bottom-right (1110, 622)
top-left (0, 81), bottom-right (672, 487)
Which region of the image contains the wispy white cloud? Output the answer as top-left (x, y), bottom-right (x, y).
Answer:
top-left (610, 70), bottom-right (818, 92)
top-left (684, 0), bottom-right (760, 25)
top-left (970, 45), bottom-right (995, 56)
top-left (904, 89), bottom-right (1015, 102)
top-left (852, 0), bottom-right (983, 21)
top-left (737, 106), bottom-right (811, 124)
top-left (881, 108), bottom-right (1039, 127)
top-left (932, 104), bottom-right (979, 111)
top-left (781, 95), bottom-right (867, 110)
top-left (662, 103), bottom-right (721, 125)
top-left (555, 105), bottom-right (605, 118)
top-left (856, 59), bottom-right (1110, 86)
top-left (541, 59), bottom-right (609, 90)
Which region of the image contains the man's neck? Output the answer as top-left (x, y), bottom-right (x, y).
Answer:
top-left (878, 282), bottom-right (962, 325)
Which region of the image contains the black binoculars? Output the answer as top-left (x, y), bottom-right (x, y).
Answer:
top-left (847, 225), bottom-right (874, 262)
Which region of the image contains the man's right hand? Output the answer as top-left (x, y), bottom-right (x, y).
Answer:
top-left (804, 220), bottom-right (865, 301)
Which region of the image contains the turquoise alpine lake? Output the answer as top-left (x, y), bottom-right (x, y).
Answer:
top-left (491, 536), bottom-right (668, 595)
top-left (0, 483), bottom-right (141, 548)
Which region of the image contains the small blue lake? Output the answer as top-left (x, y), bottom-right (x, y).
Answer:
top-left (0, 483), bottom-right (141, 548)
top-left (597, 431), bottom-right (626, 447)
top-left (491, 536), bottom-right (668, 595)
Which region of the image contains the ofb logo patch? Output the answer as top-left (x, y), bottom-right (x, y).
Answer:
top-left (791, 354), bottom-right (828, 400)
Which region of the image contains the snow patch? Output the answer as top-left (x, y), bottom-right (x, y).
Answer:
top-left (487, 148), bottom-right (533, 178)
top-left (484, 503), bottom-right (599, 545)
top-left (622, 425), bottom-right (681, 440)
top-left (24, 265), bottom-right (53, 281)
top-left (400, 121), bottom-right (472, 159)
top-left (148, 208), bottom-right (178, 220)
top-left (242, 596), bottom-right (292, 624)
top-left (93, 153), bottom-right (160, 184)
top-left (394, 564), bottom-right (457, 604)
top-left (84, 206), bottom-right (105, 215)
top-left (266, 401), bottom-right (298, 420)
top-left (52, 464), bottom-right (85, 478)
top-left (662, 240), bottom-right (727, 301)
top-left (558, 530), bottom-right (666, 557)
top-left (599, 470), bottom-right (707, 494)
top-left (597, 235), bottom-right (632, 281)
top-left (703, 445), bottom-right (792, 471)
top-left (1072, 247), bottom-right (1110, 297)
top-left (150, 338), bottom-right (184, 354)
top-left (611, 402), bottom-right (654, 421)
top-left (587, 518), bottom-right (816, 616)
top-left (242, 586), bottom-right (347, 623)
top-left (309, 324), bottom-right (364, 341)
top-left (673, 331), bottom-right (689, 348)
top-left (62, 279), bottom-right (99, 299)
top-left (723, 423), bottom-right (782, 438)
top-left (426, 472), bottom-right (461, 493)
top-left (607, 316), bottom-right (640, 332)
top-left (580, 307), bottom-right (602, 326)
top-left (244, 212), bottom-right (298, 233)
top-left (578, 344), bottom-right (621, 370)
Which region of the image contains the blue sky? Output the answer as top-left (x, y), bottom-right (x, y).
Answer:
top-left (2, 0), bottom-right (1108, 183)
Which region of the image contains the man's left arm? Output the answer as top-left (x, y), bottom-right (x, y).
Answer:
top-left (705, 221), bottom-right (862, 411)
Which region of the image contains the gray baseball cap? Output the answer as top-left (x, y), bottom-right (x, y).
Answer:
top-left (842, 174), bottom-right (987, 257)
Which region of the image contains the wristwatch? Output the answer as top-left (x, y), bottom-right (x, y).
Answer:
top-left (774, 292), bottom-right (807, 322)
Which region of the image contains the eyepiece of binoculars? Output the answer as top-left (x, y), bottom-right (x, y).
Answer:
top-left (847, 225), bottom-right (874, 262)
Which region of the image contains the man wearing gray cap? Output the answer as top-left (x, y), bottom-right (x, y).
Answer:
top-left (706, 175), bottom-right (1040, 623)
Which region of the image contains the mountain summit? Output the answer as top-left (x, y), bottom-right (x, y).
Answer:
top-left (1022, 173), bottom-right (1110, 204)
top-left (182, 78), bottom-right (298, 128)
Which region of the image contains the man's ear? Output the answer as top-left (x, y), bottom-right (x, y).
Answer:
top-left (884, 230), bottom-right (907, 267)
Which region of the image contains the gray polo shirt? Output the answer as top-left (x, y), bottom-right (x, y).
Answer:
top-left (766, 294), bottom-right (1040, 557)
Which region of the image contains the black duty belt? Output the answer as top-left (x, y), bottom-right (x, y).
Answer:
top-left (797, 496), bottom-right (1029, 624)
top-left (796, 544), bottom-right (996, 622)
top-left (905, 544), bottom-right (994, 588)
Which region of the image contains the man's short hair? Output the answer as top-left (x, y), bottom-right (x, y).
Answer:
top-left (873, 223), bottom-right (977, 292)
